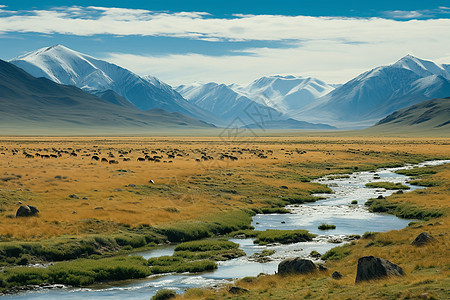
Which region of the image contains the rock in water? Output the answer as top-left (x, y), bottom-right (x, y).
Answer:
top-left (411, 232), bottom-right (437, 246)
top-left (278, 258), bottom-right (316, 275)
top-left (16, 205), bottom-right (39, 217)
top-left (355, 256), bottom-right (404, 283)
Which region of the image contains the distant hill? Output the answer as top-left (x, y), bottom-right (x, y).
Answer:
top-left (366, 97), bottom-right (450, 135)
top-left (244, 118), bottom-right (336, 130)
top-left (0, 60), bottom-right (214, 134)
top-left (290, 55), bottom-right (450, 129)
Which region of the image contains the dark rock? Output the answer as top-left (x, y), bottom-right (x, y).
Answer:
top-left (229, 286), bottom-right (249, 294)
top-left (16, 205), bottom-right (39, 217)
top-left (278, 258), bottom-right (316, 275)
top-left (69, 194), bottom-right (79, 199)
top-left (94, 207), bottom-right (104, 210)
top-left (318, 264), bottom-right (328, 271)
top-left (355, 256), bottom-right (405, 283)
top-left (332, 271), bottom-right (343, 279)
top-left (411, 232), bottom-right (437, 247)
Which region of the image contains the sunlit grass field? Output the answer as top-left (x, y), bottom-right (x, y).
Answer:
top-left (0, 136), bottom-right (449, 297)
top-left (0, 136), bottom-right (448, 240)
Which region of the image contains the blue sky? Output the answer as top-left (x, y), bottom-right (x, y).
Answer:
top-left (1, 1), bottom-right (449, 85)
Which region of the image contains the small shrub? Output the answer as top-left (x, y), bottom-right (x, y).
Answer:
top-left (362, 232), bottom-right (378, 239)
top-left (318, 224), bottom-right (336, 230)
top-left (351, 200), bottom-right (358, 205)
top-left (365, 182), bottom-right (410, 190)
top-left (321, 245), bottom-right (351, 260)
top-left (254, 229), bottom-right (316, 245)
top-left (151, 289), bottom-right (176, 300)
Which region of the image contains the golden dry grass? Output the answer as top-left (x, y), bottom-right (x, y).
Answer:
top-left (0, 136), bottom-right (449, 241)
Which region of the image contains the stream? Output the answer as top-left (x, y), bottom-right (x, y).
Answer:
top-left (4, 160), bottom-right (449, 299)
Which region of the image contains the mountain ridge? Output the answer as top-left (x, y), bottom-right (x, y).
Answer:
top-left (10, 45), bottom-right (220, 125)
top-left (0, 59), bottom-right (214, 134)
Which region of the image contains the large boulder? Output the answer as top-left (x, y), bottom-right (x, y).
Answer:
top-left (355, 256), bottom-right (404, 283)
top-left (15, 205), bottom-right (39, 217)
top-left (278, 258), bottom-right (316, 275)
top-left (411, 232), bottom-right (437, 247)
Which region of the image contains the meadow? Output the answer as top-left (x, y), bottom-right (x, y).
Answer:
top-left (0, 136), bottom-right (449, 295)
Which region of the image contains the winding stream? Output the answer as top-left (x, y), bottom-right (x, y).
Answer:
top-left (4, 160), bottom-right (449, 300)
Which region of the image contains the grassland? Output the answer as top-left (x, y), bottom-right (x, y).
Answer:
top-left (179, 158), bottom-right (450, 300)
top-left (0, 136), bottom-right (449, 293)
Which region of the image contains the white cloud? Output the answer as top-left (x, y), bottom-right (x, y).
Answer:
top-left (104, 38), bottom-right (450, 86)
top-left (1, 6), bottom-right (449, 85)
top-left (383, 10), bottom-right (424, 19)
top-left (0, 6), bottom-right (448, 42)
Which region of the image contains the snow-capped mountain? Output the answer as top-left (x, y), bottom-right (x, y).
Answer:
top-left (392, 55), bottom-right (450, 80)
top-left (10, 45), bottom-right (217, 124)
top-left (177, 82), bottom-right (336, 129)
top-left (0, 59), bottom-right (214, 134)
top-left (176, 82), bottom-right (286, 125)
top-left (235, 75), bottom-right (335, 113)
top-left (290, 55), bottom-right (450, 128)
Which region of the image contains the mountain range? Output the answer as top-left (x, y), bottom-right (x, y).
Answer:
top-left (290, 55), bottom-right (450, 128)
top-left (3, 45), bottom-right (450, 133)
top-left (0, 59), bottom-right (214, 134)
top-left (10, 45), bottom-right (219, 125)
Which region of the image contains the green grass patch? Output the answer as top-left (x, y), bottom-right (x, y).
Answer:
top-left (258, 207), bottom-right (291, 214)
top-left (151, 289), bottom-right (176, 300)
top-left (0, 231), bottom-right (165, 267)
top-left (327, 174), bottom-right (350, 180)
top-left (365, 182), bottom-right (410, 190)
top-left (0, 256), bottom-right (149, 292)
top-left (147, 256), bottom-right (217, 274)
top-left (157, 210), bottom-right (254, 242)
top-left (321, 245), bottom-right (351, 261)
top-left (408, 180), bottom-right (443, 187)
top-left (254, 229), bottom-right (316, 245)
top-left (318, 223), bottom-right (336, 230)
top-left (281, 195), bottom-right (323, 204)
top-left (173, 239), bottom-right (245, 261)
top-left (365, 198), bottom-right (443, 220)
top-left (395, 167), bottom-right (438, 177)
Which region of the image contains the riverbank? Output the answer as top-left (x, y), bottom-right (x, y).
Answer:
top-left (180, 161), bottom-right (450, 299)
top-left (0, 137), bottom-right (449, 297)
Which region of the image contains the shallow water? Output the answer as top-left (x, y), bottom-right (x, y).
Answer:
top-left (4, 160), bottom-right (449, 300)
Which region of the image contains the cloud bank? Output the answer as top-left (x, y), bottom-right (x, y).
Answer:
top-left (1, 6), bottom-right (449, 85)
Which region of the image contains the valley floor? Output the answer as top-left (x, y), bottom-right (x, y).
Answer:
top-left (0, 136), bottom-right (449, 298)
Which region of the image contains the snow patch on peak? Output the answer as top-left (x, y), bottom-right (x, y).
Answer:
top-left (392, 55), bottom-right (449, 80)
